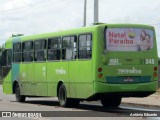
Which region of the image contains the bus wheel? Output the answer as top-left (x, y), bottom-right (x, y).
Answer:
top-left (58, 84), bottom-right (80, 107)
top-left (101, 96), bottom-right (121, 108)
top-left (58, 84), bottom-right (69, 107)
top-left (15, 83), bottom-right (26, 102)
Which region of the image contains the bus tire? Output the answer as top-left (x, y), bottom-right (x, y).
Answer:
top-left (101, 96), bottom-right (121, 108)
top-left (58, 84), bottom-right (80, 107)
top-left (15, 83), bottom-right (26, 102)
top-left (58, 84), bottom-right (69, 107)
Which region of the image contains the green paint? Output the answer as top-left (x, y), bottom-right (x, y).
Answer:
top-left (12, 64), bottom-right (20, 82)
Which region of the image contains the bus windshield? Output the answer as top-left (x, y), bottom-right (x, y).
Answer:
top-left (106, 28), bottom-right (154, 51)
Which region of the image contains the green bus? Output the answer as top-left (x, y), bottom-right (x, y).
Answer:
top-left (0, 23), bottom-right (158, 107)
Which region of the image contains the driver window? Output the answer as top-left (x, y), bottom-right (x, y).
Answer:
top-left (0, 49), bottom-right (12, 67)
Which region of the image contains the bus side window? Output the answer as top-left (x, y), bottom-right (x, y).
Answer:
top-left (22, 41), bottom-right (33, 62)
top-left (78, 34), bottom-right (92, 59)
top-left (48, 37), bottom-right (61, 60)
top-left (34, 40), bottom-right (47, 62)
top-left (13, 43), bottom-right (21, 62)
top-left (62, 36), bottom-right (76, 60)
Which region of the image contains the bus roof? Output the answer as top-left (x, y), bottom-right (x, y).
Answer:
top-left (6, 23), bottom-right (154, 43)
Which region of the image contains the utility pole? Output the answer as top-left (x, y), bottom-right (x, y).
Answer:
top-left (83, 0), bottom-right (87, 26)
top-left (94, 0), bottom-right (99, 23)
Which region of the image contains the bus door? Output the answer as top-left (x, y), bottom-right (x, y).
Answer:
top-left (34, 40), bottom-right (47, 96)
top-left (62, 36), bottom-right (77, 98)
top-left (74, 34), bottom-right (93, 98)
top-left (46, 37), bottom-right (61, 96)
top-left (21, 41), bottom-right (34, 95)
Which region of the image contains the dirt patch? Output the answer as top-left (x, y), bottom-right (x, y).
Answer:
top-left (157, 88), bottom-right (160, 95)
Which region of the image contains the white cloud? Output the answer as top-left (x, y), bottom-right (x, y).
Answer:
top-left (1, 0), bottom-right (33, 12)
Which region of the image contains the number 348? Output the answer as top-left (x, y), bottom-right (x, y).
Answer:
top-left (145, 59), bottom-right (155, 64)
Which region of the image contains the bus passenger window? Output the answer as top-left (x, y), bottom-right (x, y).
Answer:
top-left (62, 36), bottom-right (76, 60)
top-left (78, 34), bottom-right (92, 59)
top-left (34, 40), bottom-right (46, 62)
top-left (22, 41), bottom-right (33, 62)
top-left (13, 43), bottom-right (21, 62)
top-left (48, 37), bottom-right (61, 60)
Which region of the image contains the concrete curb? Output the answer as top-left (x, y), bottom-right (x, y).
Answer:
top-left (121, 102), bottom-right (160, 109)
top-left (121, 93), bottom-right (160, 109)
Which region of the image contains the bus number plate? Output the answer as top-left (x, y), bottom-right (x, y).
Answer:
top-left (124, 77), bottom-right (133, 82)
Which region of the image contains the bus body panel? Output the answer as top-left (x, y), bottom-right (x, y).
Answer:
top-left (34, 62), bottom-right (47, 96)
top-left (3, 71), bottom-right (12, 94)
top-left (47, 62), bottom-right (60, 96)
top-left (73, 60), bottom-right (93, 98)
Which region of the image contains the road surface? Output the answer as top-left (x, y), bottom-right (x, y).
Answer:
top-left (0, 85), bottom-right (159, 120)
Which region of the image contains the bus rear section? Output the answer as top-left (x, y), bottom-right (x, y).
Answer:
top-left (93, 25), bottom-right (158, 107)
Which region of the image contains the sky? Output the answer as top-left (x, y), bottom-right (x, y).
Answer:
top-left (0, 0), bottom-right (160, 55)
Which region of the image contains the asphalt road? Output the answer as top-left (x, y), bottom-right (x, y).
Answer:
top-left (0, 85), bottom-right (160, 120)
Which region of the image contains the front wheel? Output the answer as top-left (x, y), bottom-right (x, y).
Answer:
top-left (15, 83), bottom-right (26, 102)
top-left (101, 96), bottom-right (121, 108)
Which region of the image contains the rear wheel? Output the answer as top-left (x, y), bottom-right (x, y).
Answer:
top-left (101, 96), bottom-right (121, 108)
top-left (58, 84), bottom-right (80, 107)
top-left (15, 83), bottom-right (26, 102)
